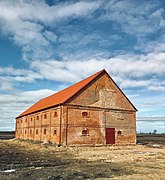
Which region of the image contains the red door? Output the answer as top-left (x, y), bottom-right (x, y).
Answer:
top-left (106, 128), bottom-right (115, 144)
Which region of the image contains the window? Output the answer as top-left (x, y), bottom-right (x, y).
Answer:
top-left (117, 131), bottom-right (122, 136)
top-left (31, 117), bottom-right (32, 121)
top-left (17, 121), bottom-right (19, 124)
top-left (44, 114), bottom-right (47, 119)
top-left (36, 129), bottom-right (38, 134)
top-left (82, 129), bottom-right (88, 135)
top-left (30, 129), bottom-right (32, 134)
top-left (44, 128), bottom-right (46, 135)
top-left (36, 116), bottom-right (39, 120)
top-left (53, 129), bottom-right (57, 135)
top-left (25, 130), bottom-right (26, 134)
top-left (82, 112), bottom-right (88, 117)
top-left (54, 112), bottom-right (58, 117)
top-left (25, 119), bottom-right (27, 122)
top-left (21, 120), bottom-right (22, 123)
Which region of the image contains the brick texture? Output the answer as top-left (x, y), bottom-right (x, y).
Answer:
top-left (16, 72), bottom-right (136, 145)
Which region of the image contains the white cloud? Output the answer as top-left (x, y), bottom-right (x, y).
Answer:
top-left (0, 80), bottom-right (13, 91)
top-left (0, 66), bottom-right (43, 91)
top-left (30, 50), bottom-right (165, 90)
top-left (1, 48), bottom-right (165, 92)
top-left (148, 85), bottom-right (165, 91)
top-left (101, 0), bottom-right (165, 36)
top-left (0, 0), bottom-right (100, 61)
top-left (0, 1), bottom-right (100, 25)
top-left (132, 92), bottom-right (165, 117)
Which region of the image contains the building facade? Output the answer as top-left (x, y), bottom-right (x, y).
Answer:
top-left (16, 69), bottom-right (137, 145)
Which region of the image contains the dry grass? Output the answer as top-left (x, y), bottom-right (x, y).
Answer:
top-left (0, 138), bottom-right (164, 179)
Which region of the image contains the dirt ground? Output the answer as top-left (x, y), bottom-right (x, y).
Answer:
top-left (0, 137), bottom-right (164, 180)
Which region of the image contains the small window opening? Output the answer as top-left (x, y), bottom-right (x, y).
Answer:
top-left (30, 129), bottom-right (32, 134)
top-left (54, 112), bottom-right (58, 117)
top-left (36, 116), bottom-right (39, 120)
top-left (44, 114), bottom-right (47, 119)
top-left (17, 121), bottom-right (19, 124)
top-left (117, 131), bottom-right (122, 136)
top-left (25, 130), bottom-right (26, 134)
top-left (53, 129), bottom-right (57, 135)
top-left (36, 129), bottom-right (38, 134)
top-left (21, 120), bottom-right (22, 123)
top-left (31, 117), bottom-right (32, 121)
top-left (82, 129), bottom-right (88, 135)
top-left (82, 112), bottom-right (88, 117)
top-left (44, 128), bottom-right (46, 135)
top-left (25, 119), bottom-right (27, 122)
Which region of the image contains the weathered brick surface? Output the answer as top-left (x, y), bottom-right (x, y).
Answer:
top-left (68, 73), bottom-right (134, 110)
top-left (16, 107), bottom-right (61, 144)
top-left (16, 73), bottom-right (136, 145)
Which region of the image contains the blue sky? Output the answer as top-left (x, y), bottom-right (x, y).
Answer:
top-left (0, 0), bottom-right (165, 132)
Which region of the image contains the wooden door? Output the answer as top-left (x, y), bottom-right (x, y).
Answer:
top-left (106, 128), bottom-right (115, 144)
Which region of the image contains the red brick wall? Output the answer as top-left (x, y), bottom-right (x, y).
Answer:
top-left (60, 105), bottom-right (136, 145)
top-left (16, 106), bottom-right (61, 144)
top-left (105, 111), bottom-right (136, 144)
top-left (60, 106), bottom-right (104, 145)
top-left (68, 73), bottom-right (135, 111)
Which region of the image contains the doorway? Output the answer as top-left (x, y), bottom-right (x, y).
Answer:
top-left (106, 128), bottom-right (115, 144)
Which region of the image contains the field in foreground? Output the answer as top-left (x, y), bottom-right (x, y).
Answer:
top-left (0, 138), bottom-right (164, 180)
top-left (0, 131), bottom-right (15, 140)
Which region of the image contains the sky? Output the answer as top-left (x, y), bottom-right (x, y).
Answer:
top-left (0, 0), bottom-right (165, 132)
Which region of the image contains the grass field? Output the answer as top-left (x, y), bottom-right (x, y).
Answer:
top-left (137, 134), bottom-right (165, 145)
top-left (0, 131), bottom-right (15, 140)
top-left (0, 134), bottom-right (164, 179)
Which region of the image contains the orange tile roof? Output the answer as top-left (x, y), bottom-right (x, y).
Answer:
top-left (17, 69), bottom-right (105, 118)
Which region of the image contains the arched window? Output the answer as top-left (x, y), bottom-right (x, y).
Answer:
top-left (44, 114), bottom-right (47, 119)
top-left (54, 112), bottom-right (58, 117)
top-left (53, 129), bottom-right (57, 135)
top-left (82, 129), bottom-right (88, 135)
top-left (117, 131), bottom-right (122, 136)
top-left (44, 128), bottom-right (46, 135)
top-left (36, 129), bottom-right (38, 134)
top-left (82, 112), bottom-right (88, 117)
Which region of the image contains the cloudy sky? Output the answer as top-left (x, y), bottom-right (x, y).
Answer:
top-left (0, 0), bottom-right (165, 132)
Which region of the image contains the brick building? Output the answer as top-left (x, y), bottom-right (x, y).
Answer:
top-left (15, 69), bottom-right (137, 145)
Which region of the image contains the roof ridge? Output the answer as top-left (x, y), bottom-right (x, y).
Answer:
top-left (43, 69), bottom-right (105, 100)
top-left (34, 69), bottom-right (105, 104)
top-left (16, 69), bottom-right (105, 118)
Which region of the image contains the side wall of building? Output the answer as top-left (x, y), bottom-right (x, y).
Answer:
top-left (16, 106), bottom-right (61, 144)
